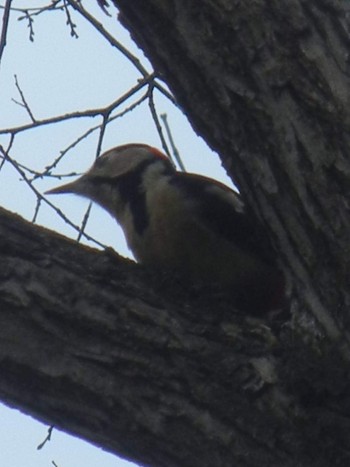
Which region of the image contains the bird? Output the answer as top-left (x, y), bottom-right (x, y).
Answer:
top-left (46, 143), bottom-right (285, 313)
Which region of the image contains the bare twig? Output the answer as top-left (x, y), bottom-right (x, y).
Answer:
top-left (0, 144), bottom-right (107, 248)
top-left (0, 0), bottom-right (12, 68)
top-left (77, 202), bottom-right (93, 242)
top-left (76, 113), bottom-right (109, 242)
top-left (23, 9), bottom-right (35, 41)
top-left (65, 0), bottom-right (147, 75)
top-left (95, 113), bottom-right (109, 159)
top-left (147, 84), bottom-right (173, 162)
top-left (13, 74), bottom-right (36, 122)
top-left (14, 1), bottom-right (63, 19)
top-left (64, 0), bottom-right (176, 105)
top-left (0, 133), bottom-right (14, 171)
top-left (160, 113), bottom-right (186, 171)
top-left (96, 0), bottom-right (111, 17)
top-left (0, 74), bottom-right (152, 136)
top-left (37, 425), bottom-right (54, 450)
top-left (63, 0), bottom-right (78, 38)
top-left (32, 196), bottom-right (42, 223)
top-left (3, 0), bottom-right (63, 42)
top-left (0, 150), bottom-right (79, 180)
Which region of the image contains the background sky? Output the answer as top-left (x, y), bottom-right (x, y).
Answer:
top-left (0, 1), bottom-right (233, 466)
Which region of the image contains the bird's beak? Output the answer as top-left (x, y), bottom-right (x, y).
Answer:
top-left (45, 177), bottom-right (85, 196)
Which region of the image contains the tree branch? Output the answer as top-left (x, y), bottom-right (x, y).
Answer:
top-left (0, 206), bottom-right (350, 466)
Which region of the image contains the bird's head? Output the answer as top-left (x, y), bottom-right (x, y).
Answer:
top-left (46, 143), bottom-right (174, 201)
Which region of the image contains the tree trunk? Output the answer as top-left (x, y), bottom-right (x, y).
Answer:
top-left (114, 0), bottom-right (350, 346)
top-left (1, 1), bottom-right (350, 466)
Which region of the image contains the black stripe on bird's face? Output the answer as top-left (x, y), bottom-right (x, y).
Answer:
top-left (114, 159), bottom-right (153, 235)
top-left (90, 158), bottom-right (174, 236)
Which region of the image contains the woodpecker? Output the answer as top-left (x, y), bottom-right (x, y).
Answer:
top-left (46, 143), bottom-right (285, 313)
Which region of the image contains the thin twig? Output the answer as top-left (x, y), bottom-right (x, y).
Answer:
top-left (0, 144), bottom-right (107, 248)
top-left (37, 425), bottom-right (54, 450)
top-left (32, 196), bottom-right (42, 223)
top-left (0, 0), bottom-right (12, 68)
top-left (63, 0), bottom-right (176, 105)
top-left (23, 9), bottom-right (35, 41)
top-left (14, 74), bottom-right (36, 122)
top-left (65, 0), bottom-right (147, 75)
top-left (160, 113), bottom-right (186, 171)
top-left (63, 0), bottom-right (78, 38)
top-left (96, 0), bottom-right (111, 17)
top-left (76, 113), bottom-right (109, 242)
top-left (77, 202), bottom-right (92, 242)
top-left (95, 113), bottom-right (109, 159)
top-left (0, 133), bottom-right (14, 170)
top-left (14, 1), bottom-right (62, 18)
top-left (147, 84), bottom-right (173, 162)
top-left (0, 75), bottom-right (152, 136)
top-left (0, 150), bottom-right (80, 180)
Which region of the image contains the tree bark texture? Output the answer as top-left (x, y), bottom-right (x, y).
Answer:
top-left (114, 0), bottom-right (350, 348)
top-left (1, 206), bottom-right (350, 467)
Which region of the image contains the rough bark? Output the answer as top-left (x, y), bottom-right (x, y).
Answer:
top-left (1, 206), bottom-right (350, 467)
top-left (114, 0), bottom-right (350, 347)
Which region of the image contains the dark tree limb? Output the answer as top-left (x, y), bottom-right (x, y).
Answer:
top-left (1, 206), bottom-right (350, 467)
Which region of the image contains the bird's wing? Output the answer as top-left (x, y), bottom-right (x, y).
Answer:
top-left (171, 172), bottom-right (276, 265)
